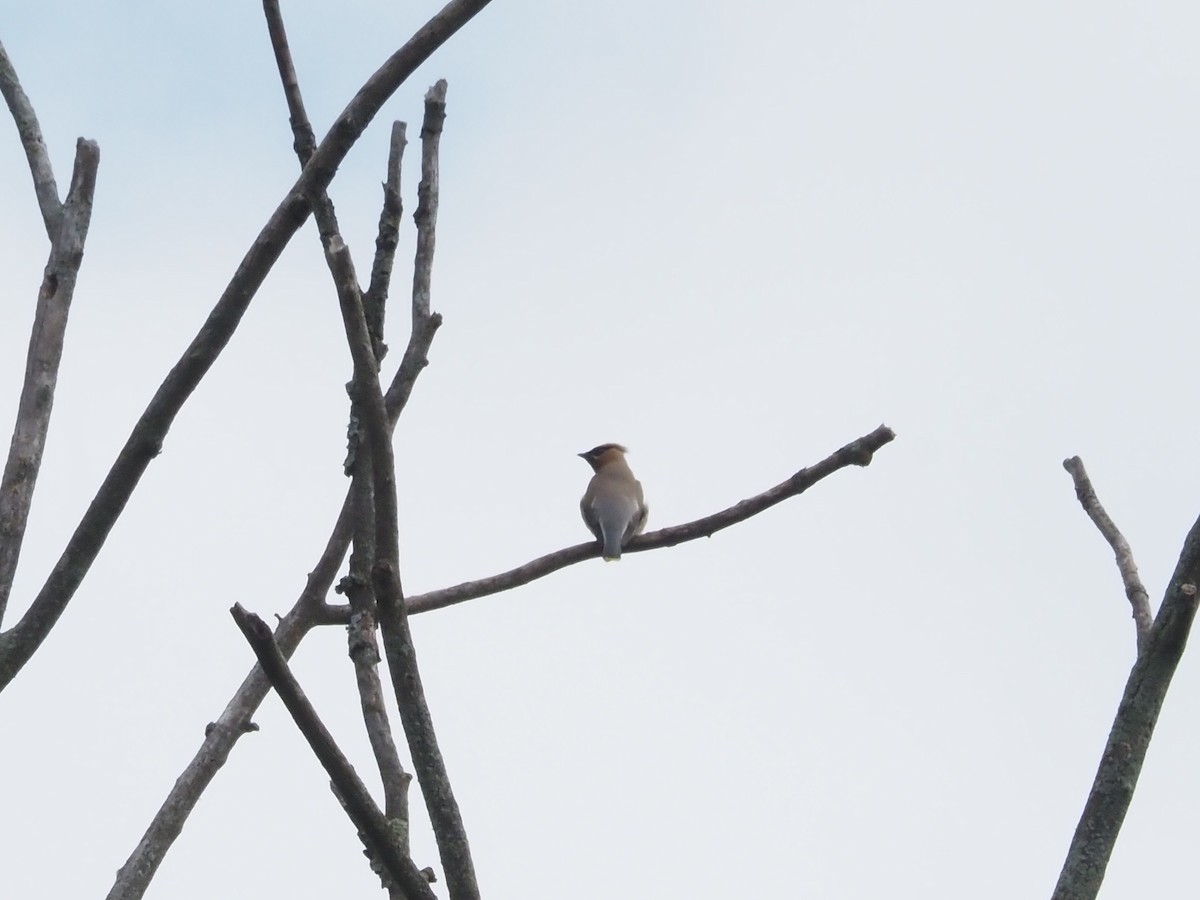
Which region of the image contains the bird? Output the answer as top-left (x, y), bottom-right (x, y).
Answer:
top-left (578, 443), bottom-right (649, 561)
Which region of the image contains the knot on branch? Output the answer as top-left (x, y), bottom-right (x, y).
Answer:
top-left (347, 610), bottom-right (381, 665)
top-left (336, 572), bottom-right (367, 598)
top-left (845, 445), bottom-right (875, 466)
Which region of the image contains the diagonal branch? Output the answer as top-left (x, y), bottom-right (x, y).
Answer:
top-left (1062, 456), bottom-right (1153, 653)
top-left (398, 424), bottom-right (897, 615)
top-left (0, 138), bottom-right (99, 628)
top-left (0, 0), bottom-right (496, 694)
top-left (107, 310), bottom-right (443, 900)
top-left (1051, 512), bottom-right (1200, 900)
top-left (231, 605), bottom-right (435, 900)
top-left (0, 39), bottom-right (63, 238)
top-left (263, 0), bottom-right (353, 256)
top-left (107, 496), bottom-right (354, 900)
top-left (262, 0), bottom-right (317, 164)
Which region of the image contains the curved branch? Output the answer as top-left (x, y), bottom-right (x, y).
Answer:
top-left (0, 0), bottom-right (496, 694)
top-left (402, 424), bottom-right (896, 615)
top-left (1062, 456), bottom-right (1152, 653)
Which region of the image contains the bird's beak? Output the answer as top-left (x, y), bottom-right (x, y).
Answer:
top-left (577, 452), bottom-right (587, 458)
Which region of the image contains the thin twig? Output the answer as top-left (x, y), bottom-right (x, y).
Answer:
top-left (1062, 456), bottom-right (1153, 653)
top-left (385, 312), bottom-right (443, 418)
top-left (364, 121), bottom-right (409, 362)
top-left (0, 0), bottom-right (497, 694)
top-left (1051, 515), bottom-right (1200, 900)
top-left (0, 139), bottom-right (99, 629)
top-left (411, 81), bottom-right (445, 323)
top-left (263, 0), bottom-right (352, 255)
top-left (0, 39), bottom-right (62, 237)
top-left (375, 81), bottom-right (447, 419)
top-left (262, 0), bottom-right (316, 164)
top-left (230, 605), bottom-right (436, 900)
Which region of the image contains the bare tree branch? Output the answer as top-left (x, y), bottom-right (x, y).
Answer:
top-left (364, 121), bottom-right (410, 361)
top-left (346, 575), bottom-right (414, 835)
top-left (106, 9), bottom-right (473, 891)
top-left (366, 83), bottom-right (478, 900)
top-left (0, 39), bottom-right (62, 237)
top-left (106, 498), bottom-right (354, 900)
top-left (267, 10), bottom-right (442, 872)
top-left (262, 0), bottom-right (316, 164)
top-left (340, 412), bottom-right (413, 892)
top-left (375, 561), bottom-right (479, 900)
top-left (263, 0), bottom-right (356, 261)
top-left (394, 424), bottom-right (897, 615)
top-left (411, 81), bottom-right (445, 323)
top-left (0, 0), bottom-right (496, 694)
top-left (345, 426), bottom-right (414, 873)
top-left (341, 408), bottom-right (412, 865)
top-left (385, 308), bottom-right (443, 416)
top-left (108, 312), bottom-right (444, 900)
top-left (230, 604), bottom-right (436, 900)
top-left (331, 211), bottom-right (479, 899)
top-left (1062, 456), bottom-right (1153, 653)
top-left (1051, 513), bottom-right (1200, 900)
top-left (0, 138), bottom-right (99, 628)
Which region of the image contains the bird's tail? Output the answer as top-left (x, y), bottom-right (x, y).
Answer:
top-left (602, 530), bottom-right (623, 561)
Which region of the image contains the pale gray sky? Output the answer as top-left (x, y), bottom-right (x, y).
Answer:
top-left (3, 2), bottom-right (1200, 898)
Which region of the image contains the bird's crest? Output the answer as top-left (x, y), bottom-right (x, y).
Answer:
top-left (578, 443), bottom-right (628, 470)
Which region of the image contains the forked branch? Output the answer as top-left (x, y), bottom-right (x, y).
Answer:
top-left (0, 0), bottom-right (495, 695)
top-left (109, 294), bottom-right (445, 900)
top-left (1052, 460), bottom-right (1200, 900)
top-left (102, 6), bottom-right (491, 898)
top-left (0, 139), bottom-right (99, 629)
top-left (0, 42), bottom-right (100, 630)
top-left (231, 605), bottom-right (435, 900)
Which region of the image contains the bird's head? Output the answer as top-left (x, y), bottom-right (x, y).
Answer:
top-left (578, 443), bottom-right (629, 472)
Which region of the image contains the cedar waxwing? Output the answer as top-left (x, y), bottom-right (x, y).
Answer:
top-left (578, 443), bottom-right (649, 561)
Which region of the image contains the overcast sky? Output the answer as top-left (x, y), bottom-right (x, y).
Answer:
top-left (3, 2), bottom-right (1200, 898)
